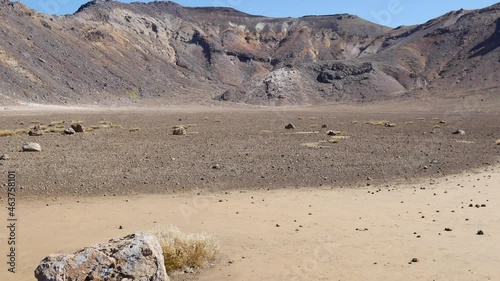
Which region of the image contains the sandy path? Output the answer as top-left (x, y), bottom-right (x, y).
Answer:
top-left (1, 166), bottom-right (499, 281)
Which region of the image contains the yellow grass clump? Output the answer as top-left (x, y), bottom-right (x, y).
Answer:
top-left (310, 124), bottom-right (319, 128)
top-left (110, 124), bottom-right (123, 129)
top-left (328, 138), bottom-right (341, 144)
top-left (350, 120), bottom-right (359, 124)
top-left (14, 129), bottom-right (28, 135)
top-left (50, 120), bottom-right (65, 126)
top-left (44, 128), bottom-right (65, 134)
top-left (153, 226), bottom-right (220, 274)
top-left (367, 120), bottom-right (389, 126)
top-left (0, 130), bottom-right (15, 137)
top-left (433, 125), bottom-right (441, 129)
top-left (129, 128), bottom-right (140, 132)
top-left (213, 119), bottom-right (223, 123)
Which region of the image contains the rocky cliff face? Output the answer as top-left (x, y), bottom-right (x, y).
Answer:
top-left (0, 1), bottom-right (498, 105)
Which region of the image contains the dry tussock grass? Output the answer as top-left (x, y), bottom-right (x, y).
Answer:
top-left (0, 130), bottom-right (15, 137)
top-left (50, 120), bottom-right (65, 126)
top-left (367, 120), bottom-right (389, 126)
top-left (44, 128), bottom-right (65, 133)
top-left (153, 226), bottom-right (220, 274)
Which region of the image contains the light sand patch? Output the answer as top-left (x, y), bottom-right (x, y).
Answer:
top-left (5, 166), bottom-right (500, 281)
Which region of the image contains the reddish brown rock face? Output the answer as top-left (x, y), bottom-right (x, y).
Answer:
top-left (0, 1), bottom-right (499, 106)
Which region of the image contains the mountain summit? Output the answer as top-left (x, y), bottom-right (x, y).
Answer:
top-left (0, 1), bottom-right (498, 105)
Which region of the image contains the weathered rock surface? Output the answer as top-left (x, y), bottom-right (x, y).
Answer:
top-left (22, 142), bottom-right (41, 152)
top-left (64, 128), bottom-right (76, 135)
top-left (173, 127), bottom-right (187, 135)
top-left (34, 233), bottom-right (169, 281)
top-left (28, 125), bottom-right (44, 136)
top-left (0, 2), bottom-right (498, 105)
top-left (71, 124), bottom-right (85, 133)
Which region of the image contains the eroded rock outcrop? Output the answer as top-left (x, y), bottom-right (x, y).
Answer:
top-left (34, 233), bottom-right (169, 281)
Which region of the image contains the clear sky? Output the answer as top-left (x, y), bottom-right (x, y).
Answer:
top-left (20, 0), bottom-right (500, 27)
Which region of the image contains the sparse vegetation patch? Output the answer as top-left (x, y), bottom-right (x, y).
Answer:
top-left (0, 130), bottom-right (15, 137)
top-left (153, 226), bottom-right (220, 275)
top-left (367, 120), bottom-right (389, 126)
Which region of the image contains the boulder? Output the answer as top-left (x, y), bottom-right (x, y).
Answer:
top-left (35, 233), bottom-right (169, 281)
top-left (22, 142), bottom-right (41, 152)
top-left (28, 125), bottom-right (43, 136)
top-left (64, 128), bottom-right (76, 135)
top-left (71, 123), bottom-right (85, 133)
top-left (327, 130), bottom-right (343, 136)
top-left (285, 123), bottom-right (295, 130)
top-left (173, 127), bottom-right (187, 135)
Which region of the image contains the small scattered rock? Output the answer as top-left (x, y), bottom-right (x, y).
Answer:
top-left (71, 123), bottom-right (85, 133)
top-left (28, 125), bottom-right (43, 136)
top-left (477, 230), bottom-right (484, 236)
top-left (430, 159), bottom-right (440, 164)
top-left (285, 123), bottom-right (296, 130)
top-left (453, 130), bottom-right (465, 135)
top-left (64, 128), bottom-right (76, 135)
top-left (385, 123), bottom-right (397, 127)
top-left (0, 154), bottom-right (9, 160)
top-left (212, 164), bottom-right (221, 170)
top-left (411, 258), bottom-right (419, 263)
top-left (321, 124), bottom-right (328, 128)
top-left (444, 228), bottom-right (452, 232)
top-left (173, 127), bottom-right (187, 135)
top-left (22, 142), bottom-right (41, 152)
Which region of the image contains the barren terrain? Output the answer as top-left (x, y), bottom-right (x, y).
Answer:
top-left (0, 99), bottom-right (499, 280)
top-left (1, 97), bottom-right (499, 198)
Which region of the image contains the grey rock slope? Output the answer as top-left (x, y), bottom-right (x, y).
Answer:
top-left (0, 1), bottom-right (498, 105)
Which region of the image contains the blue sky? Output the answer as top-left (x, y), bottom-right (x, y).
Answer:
top-left (22, 0), bottom-right (499, 27)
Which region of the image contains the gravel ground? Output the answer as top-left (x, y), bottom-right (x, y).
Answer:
top-left (0, 103), bottom-right (499, 198)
